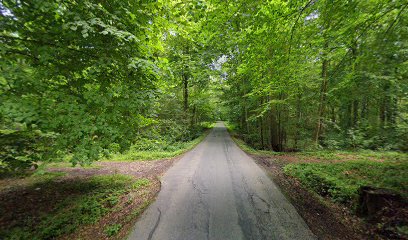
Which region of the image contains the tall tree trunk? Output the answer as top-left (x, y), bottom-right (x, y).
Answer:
top-left (351, 41), bottom-right (359, 128)
top-left (242, 78), bottom-right (249, 134)
top-left (315, 1), bottom-right (332, 145)
top-left (270, 104), bottom-right (281, 151)
top-left (386, 80), bottom-right (397, 129)
top-left (294, 92), bottom-right (302, 149)
top-left (361, 96), bottom-right (368, 120)
top-left (260, 117), bottom-right (264, 149)
top-left (345, 102), bottom-right (353, 132)
top-left (182, 71), bottom-right (188, 112)
top-left (315, 40), bottom-right (329, 144)
top-left (277, 92), bottom-right (285, 151)
top-left (380, 100), bottom-right (386, 129)
top-left (191, 105), bottom-right (196, 126)
top-left (331, 106), bottom-right (336, 123)
top-left (245, 105), bottom-right (249, 134)
top-left (353, 100), bottom-right (359, 127)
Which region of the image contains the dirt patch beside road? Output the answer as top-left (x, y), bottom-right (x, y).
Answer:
top-left (0, 158), bottom-right (176, 240)
top-left (48, 159), bottom-right (176, 179)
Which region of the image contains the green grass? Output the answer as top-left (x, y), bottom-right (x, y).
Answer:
top-left (0, 175), bottom-right (150, 240)
top-left (104, 223), bottom-right (122, 237)
top-left (284, 159), bottom-right (408, 204)
top-left (295, 150), bottom-right (407, 163)
top-left (109, 129), bottom-right (210, 161)
top-left (230, 136), bottom-right (277, 157)
top-left (225, 121), bottom-right (278, 157)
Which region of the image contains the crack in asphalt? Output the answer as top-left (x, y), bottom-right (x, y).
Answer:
top-left (225, 137), bottom-right (274, 240)
top-left (224, 139), bottom-right (254, 240)
top-left (249, 192), bottom-right (271, 213)
top-left (241, 175), bottom-right (271, 239)
top-left (147, 208), bottom-right (161, 240)
top-left (191, 175), bottom-right (210, 240)
top-left (191, 177), bottom-right (208, 195)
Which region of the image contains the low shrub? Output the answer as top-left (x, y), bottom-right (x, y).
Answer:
top-left (284, 159), bottom-right (408, 206)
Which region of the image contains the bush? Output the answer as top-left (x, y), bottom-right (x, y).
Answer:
top-left (284, 159), bottom-right (408, 205)
top-left (0, 128), bottom-right (56, 176)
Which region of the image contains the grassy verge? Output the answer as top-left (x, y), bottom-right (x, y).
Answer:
top-left (37, 124), bottom-right (214, 168)
top-left (293, 150), bottom-right (407, 162)
top-left (0, 174), bottom-right (152, 240)
top-left (225, 122), bottom-right (277, 157)
top-left (282, 151), bottom-right (408, 238)
top-left (284, 158), bottom-right (407, 204)
top-left (109, 130), bottom-right (210, 161)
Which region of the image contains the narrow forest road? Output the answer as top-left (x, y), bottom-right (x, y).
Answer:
top-left (128, 122), bottom-right (316, 240)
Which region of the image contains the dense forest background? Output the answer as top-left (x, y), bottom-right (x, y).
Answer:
top-left (1, 0), bottom-right (407, 173)
top-left (218, 0), bottom-right (408, 153)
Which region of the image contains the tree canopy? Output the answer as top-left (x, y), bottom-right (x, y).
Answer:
top-left (1, 0), bottom-right (407, 172)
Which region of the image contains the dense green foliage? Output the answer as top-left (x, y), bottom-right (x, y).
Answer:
top-left (1, 2), bottom-right (407, 239)
top-left (211, 0), bottom-right (408, 151)
top-left (0, 0), bottom-right (217, 173)
top-left (0, 174), bottom-right (149, 239)
top-left (110, 122), bottom-right (213, 161)
top-left (1, 0), bottom-right (407, 174)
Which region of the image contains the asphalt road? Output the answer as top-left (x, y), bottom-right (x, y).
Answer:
top-left (128, 122), bottom-right (316, 240)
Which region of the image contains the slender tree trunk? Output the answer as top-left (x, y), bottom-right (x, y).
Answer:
top-left (350, 41), bottom-right (359, 128)
top-left (346, 102), bottom-right (353, 131)
top-left (294, 92), bottom-right (302, 149)
top-left (353, 100), bottom-right (359, 127)
top-left (386, 80), bottom-right (397, 128)
top-left (361, 96), bottom-right (368, 120)
top-left (315, 40), bottom-right (329, 144)
top-left (182, 71), bottom-right (188, 112)
top-left (388, 97), bottom-right (397, 127)
top-left (240, 112), bottom-right (244, 131)
top-left (314, 1), bottom-right (332, 145)
top-left (242, 78), bottom-right (249, 134)
top-left (277, 92), bottom-right (285, 151)
top-left (331, 106), bottom-right (336, 123)
top-left (380, 82), bottom-right (391, 129)
top-left (260, 117), bottom-right (264, 149)
top-left (270, 103), bottom-right (280, 151)
top-left (380, 100), bottom-right (386, 129)
top-left (191, 105), bottom-right (196, 126)
top-left (245, 105), bottom-right (249, 134)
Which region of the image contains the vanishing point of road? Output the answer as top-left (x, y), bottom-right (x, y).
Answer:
top-left (128, 122), bottom-right (316, 240)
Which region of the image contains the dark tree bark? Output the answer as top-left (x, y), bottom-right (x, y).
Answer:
top-left (260, 99), bottom-right (265, 149)
top-left (315, 41), bottom-right (329, 144)
top-left (182, 70), bottom-right (188, 112)
top-left (353, 100), bottom-right (359, 127)
top-left (270, 105), bottom-right (281, 151)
